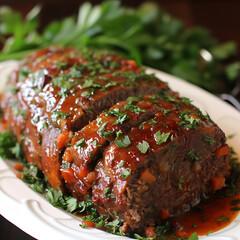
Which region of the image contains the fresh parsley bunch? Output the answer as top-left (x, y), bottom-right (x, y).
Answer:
top-left (0, 1), bottom-right (239, 92)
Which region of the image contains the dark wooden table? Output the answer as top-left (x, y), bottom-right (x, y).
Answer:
top-left (0, 1), bottom-right (239, 239)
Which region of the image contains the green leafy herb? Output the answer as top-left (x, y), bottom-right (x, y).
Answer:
top-left (121, 168), bottom-right (131, 179)
top-left (188, 232), bottom-right (198, 240)
top-left (0, 128), bottom-right (24, 161)
top-left (155, 130), bottom-right (170, 145)
top-left (115, 135), bottom-right (131, 148)
top-left (178, 175), bottom-right (184, 191)
top-left (216, 216), bottom-right (229, 222)
top-left (106, 108), bottom-right (130, 125)
top-left (178, 111), bottom-right (200, 129)
top-left (162, 109), bottom-right (170, 116)
top-left (149, 118), bottom-right (157, 126)
top-left (76, 138), bottom-right (85, 147)
top-left (51, 110), bottom-right (71, 123)
top-left (182, 97), bottom-right (192, 105)
top-left (0, 2), bottom-right (238, 94)
top-left (118, 160), bottom-right (125, 167)
top-left (82, 79), bottom-right (101, 89)
top-left (98, 122), bottom-right (113, 137)
top-left (187, 150), bottom-right (200, 161)
top-left (124, 104), bottom-right (146, 114)
top-left (100, 81), bottom-right (117, 91)
top-left (204, 136), bottom-right (215, 145)
top-left (137, 140), bottom-right (150, 154)
top-left (104, 187), bottom-right (115, 198)
top-left (231, 207), bottom-right (240, 211)
top-left (116, 130), bottom-right (123, 140)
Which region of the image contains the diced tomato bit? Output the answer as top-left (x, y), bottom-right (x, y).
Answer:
top-left (189, 114), bottom-right (197, 119)
top-left (16, 173), bottom-right (23, 179)
top-left (155, 112), bottom-right (163, 118)
top-left (211, 176), bottom-right (226, 191)
top-left (161, 209), bottom-right (170, 219)
top-left (140, 168), bottom-right (156, 184)
top-left (215, 145), bottom-right (230, 157)
top-left (14, 163), bottom-right (23, 172)
top-left (82, 220), bottom-right (95, 228)
top-left (145, 227), bottom-right (155, 238)
top-left (126, 60), bottom-right (137, 68)
top-left (57, 133), bottom-right (68, 149)
top-left (175, 230), bottom-right (188, 238)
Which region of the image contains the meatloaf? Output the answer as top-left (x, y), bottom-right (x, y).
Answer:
top-left (1, 47), bottom-right (230, 233)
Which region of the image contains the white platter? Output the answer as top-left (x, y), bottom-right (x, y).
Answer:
top-left (0, 61), bottom-right (240, 240)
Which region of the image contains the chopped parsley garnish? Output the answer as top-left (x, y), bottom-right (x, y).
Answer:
top-left (138, 121), bottom-right (146, 130)
top-left (182, 97), bottom-right (192, 105)
top-left (155, 131), bottom-right (170, 145)
top-left (124, 104), bottom-right (146, 114)
top-left (178, 111), bottom-right (200, 129)
top-left (55, 60), bottom-right (69, 70)
top-left (104, 187), bottom-right (115, 198)
top-left (121, 168), bottom-right (131, 179)
top-left (76, 138), bottom-right (85, 147)
top-left (216, 216), bottom-right (229, 222)
top-left (116, 130), bottom-right (123, 140)
top-left (0, 128), bottom-right (24, 161)
top-left (127, 96), bottom-right (142, 104)
top-left (115, 135), bottom-right (131, 148)
top-left (178, 175), bottom-right (184, 191)
top-left (137, 140), bottom-right (150, 154)
top-left (69, 64), bottom-right (82, 78)
top-left (98, 122), bottom-right (113, 137)
top-left (113, 71), bottom-right (137, 81)
top-left (188, 232), bottom-right (198, 240)
top-left (231, 207), bottom-right (240, 211)
top-left (162, 109), bottom-right (170, 116)
top-left (81, 91), bottom-right (92, 97)
top-left (203, 136), bottom-right (215, 145)
top-left (42, 122), bottom-right (48, 130)
top-left (82, 79), bottom-right (101, 89)
top-left (51, 110), bottom-right (71, 123)
top-left (100, 82), bottom-right (117, 91)
top-left (149, 118), bottom-right (157, 126)
top-left (187, 150), bottom-right (200, 161)
top-left (118, 160), bottom-right (125, 167)
top-left (105, 108), bottom-right (130, 125)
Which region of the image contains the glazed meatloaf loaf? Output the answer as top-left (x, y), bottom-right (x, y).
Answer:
top-left (1, 47), bottom-right (230, 233)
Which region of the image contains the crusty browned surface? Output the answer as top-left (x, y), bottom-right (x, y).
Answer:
top-left (1, 46), bottom-right (230, 232)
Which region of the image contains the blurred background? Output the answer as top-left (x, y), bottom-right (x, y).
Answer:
top-left (0, 0), bottom-right (240, 239)
top-left (1, 0), bottom-right (240, 52)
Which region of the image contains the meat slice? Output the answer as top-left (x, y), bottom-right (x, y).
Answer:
top-left (61, 93), bottom-right (179, 199)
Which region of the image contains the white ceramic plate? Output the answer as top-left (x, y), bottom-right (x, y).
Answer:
top-left (0, 61), bottom-right (239, 240)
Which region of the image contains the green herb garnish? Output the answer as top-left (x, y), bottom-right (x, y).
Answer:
top-left (115, 135), bottom-right (131, 148)
top-left (137, 140), bottom-right (150, 154)
top-left (155, 131), bottom-right (170, 145)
